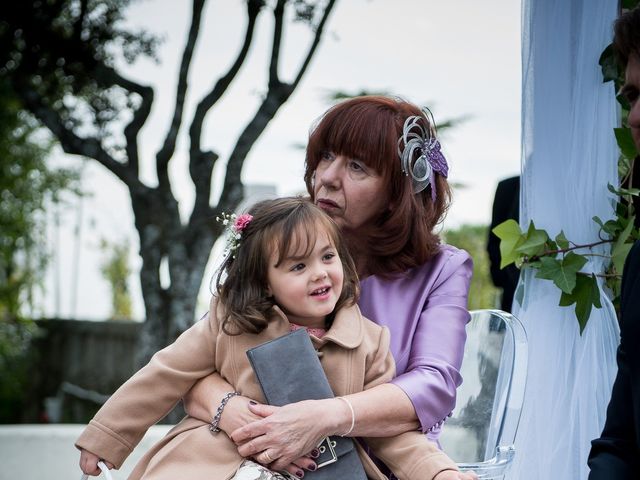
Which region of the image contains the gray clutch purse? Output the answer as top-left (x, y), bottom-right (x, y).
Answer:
top-left (246, 328), bottom-right (368, 479)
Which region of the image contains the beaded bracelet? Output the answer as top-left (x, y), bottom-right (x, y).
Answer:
top-left (209, 391), bottom-right (239, 433)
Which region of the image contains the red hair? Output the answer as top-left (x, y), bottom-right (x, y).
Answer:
top-left (304, 96), bottom-right (451, 277)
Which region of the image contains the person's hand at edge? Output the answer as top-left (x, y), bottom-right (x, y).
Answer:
top-left (79, 448), bottom-right (114, 476)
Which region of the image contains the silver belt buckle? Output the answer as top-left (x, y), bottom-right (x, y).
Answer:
top-left (315, 436), bottom-right (338, 468)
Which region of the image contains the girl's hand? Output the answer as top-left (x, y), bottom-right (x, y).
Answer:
top-left (79, 448), bottom-right (114, 476)
top-left (231, 400), bottom-right (333, 471)
top-left (218, 396), bottom-right (264, 434)
top-left (434, 470), bottom-right (478, 480)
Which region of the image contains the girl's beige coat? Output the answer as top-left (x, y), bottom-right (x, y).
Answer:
top-left (76, 297), bottom-right (456, 480)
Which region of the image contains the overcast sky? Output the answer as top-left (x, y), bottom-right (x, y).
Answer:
top-left (44, 0), bottom-right (522, 320)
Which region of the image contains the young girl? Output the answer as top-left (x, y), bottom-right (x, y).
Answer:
top-left (77, 197), bottom-right (473, 480)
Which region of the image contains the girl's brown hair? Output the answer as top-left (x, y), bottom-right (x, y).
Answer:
top-left (304, 95), bottom-right (451, 277)
top-left (216, 197), bottom-right (359, 335)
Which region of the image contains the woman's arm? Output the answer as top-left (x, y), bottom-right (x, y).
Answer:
top-left (390, 251), bottom-right (473, 433)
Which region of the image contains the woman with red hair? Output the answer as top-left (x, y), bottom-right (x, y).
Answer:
top-left (187, 96), bottom-right (473, 478)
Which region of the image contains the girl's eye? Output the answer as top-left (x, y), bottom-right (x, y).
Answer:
top-left (323, 252), bottom-right (336, 261)
top-left (290, 263), bottom-right (305, 272)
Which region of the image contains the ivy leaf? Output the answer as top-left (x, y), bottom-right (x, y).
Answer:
top-left (515, 221), bottom-right (549, 257)
top-left (608, 181), bottom-right (640, 198)
top-left (535, 257), bottom-right (561, 281)
top-left (592, 216), bottom-right (604, 229)
top-left (555, 230), bottom-right (570, 250)
top-left (612, 242), bottom-right (633, 275)
top-left (618, 187), bottom-right (640, 197)
top-left (559, 273), bottom-right (602, 333)
top-left (614, 128), bottom-right (638, 160)
top-left (598, 44), bottom-right (618, 83)
top-left (617, 216), bottom-right (635, 246)
top-left (611, 218), bottom-right (635, 273)
top-left (593, 212), bottom-right (621, 236)
top-left (536, 252), bottom-right (587, 293)
top-left (492, 219), bottom-right (524, 268)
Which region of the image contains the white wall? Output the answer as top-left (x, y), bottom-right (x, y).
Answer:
top-left (0, 424), bottom-right (171, 480)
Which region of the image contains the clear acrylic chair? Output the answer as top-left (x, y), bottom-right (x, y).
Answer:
top-left (439, 309), bottom-right (528, 480)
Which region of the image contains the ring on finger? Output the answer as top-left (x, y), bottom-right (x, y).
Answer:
top-left (263, 451), bottom-right (273, 463)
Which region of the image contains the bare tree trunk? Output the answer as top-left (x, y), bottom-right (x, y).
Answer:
top-left (8, 0), bottom-right (337, 369)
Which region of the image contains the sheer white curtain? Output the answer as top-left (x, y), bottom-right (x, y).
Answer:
top-left (510, 1), bottom-right (620, 479)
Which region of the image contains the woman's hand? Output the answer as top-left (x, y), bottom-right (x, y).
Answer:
top-left (79, 448), bottom-right (114, 476)
top-left (434, 470), bottom-right (478, 480)
top-left (231, 400), bottom-right (336, 471)
top-left (254, 450), bottom-right (320, 479)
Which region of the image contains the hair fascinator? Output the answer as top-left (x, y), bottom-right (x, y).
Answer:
top-left (216, 212), bottom-right (253, 258)
top-left (397, 108), bottom-right (449, 200)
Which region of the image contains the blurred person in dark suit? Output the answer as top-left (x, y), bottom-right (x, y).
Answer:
top-left (487, 175), bottom-right (520, 312)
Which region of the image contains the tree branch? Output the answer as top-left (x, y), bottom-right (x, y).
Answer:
top-left (269, 0), bottom-right (286, 85)
top-left (292, 0), bottom-right (336, 89)
top-left (94, 64), bottom-right (154, 176)
top-left (15, 83), bottom-right (141, 188)
top-left (218, 85), bottom-right (293, 210)
top-left (217, 0), bottom-right (337, 209)
top-left (156, 0), bottom-right (206, 190)
top-left (73, 0), bottom-right (88, 44)
top-left (187, 0), bottom-right (263, 228)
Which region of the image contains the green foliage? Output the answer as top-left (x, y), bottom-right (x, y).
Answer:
top-left (0, 0), bottom-right (159, 144)
top-left (0, 317), bottom-right (40, 422)
top-left (493, 30), bottom-right (640, 332)
top-left (0, 78), bottom-right (78, 421)
top-left (443, 224), bottom-right (499, 310)
top-left (623, 0), bottom-right (640, 10)
top-left (100, 239), bottom-right (133, 320)
top-left (493, 215), bottom-right (639, 332)
top-left (0, 80), bottom-right (79, 319)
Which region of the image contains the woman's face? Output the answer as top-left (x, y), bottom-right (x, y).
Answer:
top-left (313, 151), bottom-right (389, 232)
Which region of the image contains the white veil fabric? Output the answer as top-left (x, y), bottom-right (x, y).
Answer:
top-left (509, 0), bottom-right (621, 479)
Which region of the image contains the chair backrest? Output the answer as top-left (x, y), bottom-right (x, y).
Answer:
top-left (439, 309), bottom-right (528, 474)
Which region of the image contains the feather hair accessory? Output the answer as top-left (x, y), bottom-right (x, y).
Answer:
top-left (397, 108), bottom-right (449, 200)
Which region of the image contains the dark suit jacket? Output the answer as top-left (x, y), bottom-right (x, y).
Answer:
top-left (588, 240), bottom-right (640, 478)
top-left (487, 176), bottom-right (520, 312)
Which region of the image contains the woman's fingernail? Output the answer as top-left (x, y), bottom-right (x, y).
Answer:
top-left (310, 449), bottom-right (319, 458)
top-left (295, 470), bottom-right (304, 478)
top-left (308, 464), bottom-right (317, 471)
top-left (249, 400), bottom-right (257, 405)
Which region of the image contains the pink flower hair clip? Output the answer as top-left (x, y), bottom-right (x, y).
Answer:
top-left (216, 212), bottom-right (253, 257)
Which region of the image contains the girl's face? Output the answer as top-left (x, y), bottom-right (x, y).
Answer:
top-left (313, 151), bottom-right (389, 232)
top-left (266, 228), bottom-right (344, 328)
